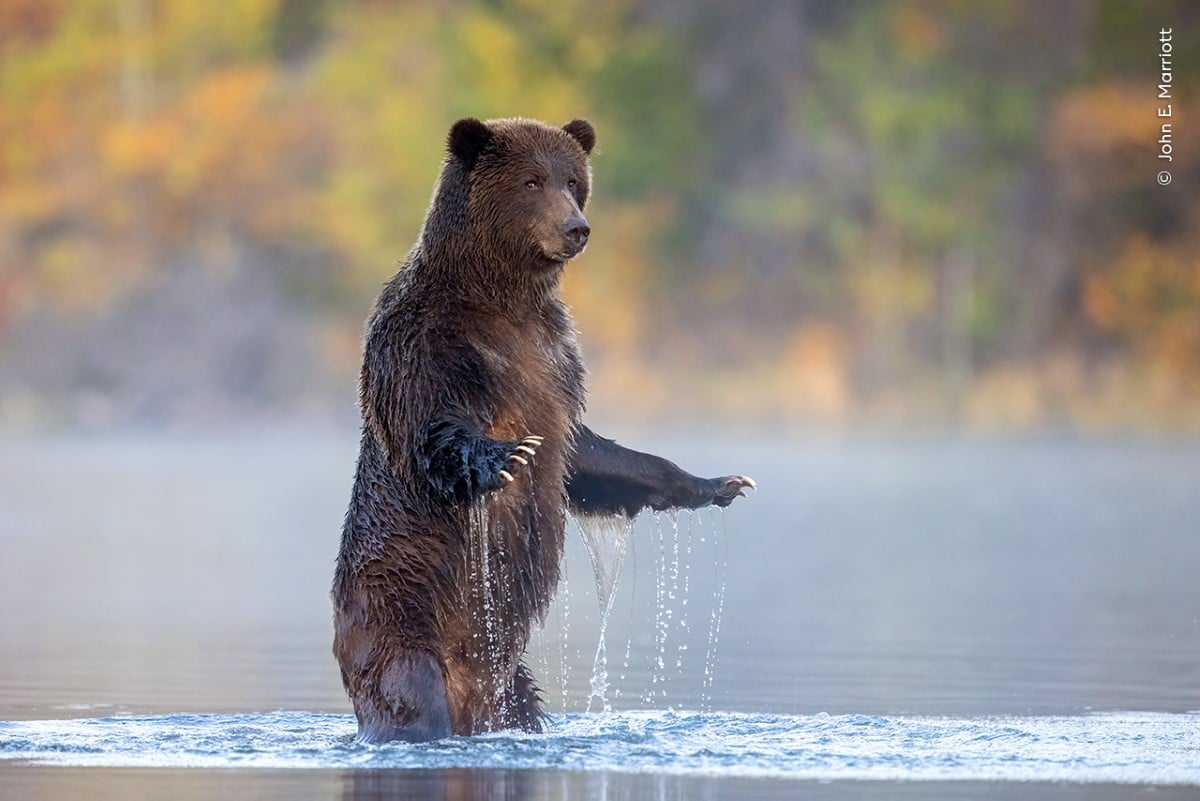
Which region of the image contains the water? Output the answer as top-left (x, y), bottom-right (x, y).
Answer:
top-left (575, 515), bottom-right (634, 712)
top-left (1, 710), bottom-right (1197, 783)
top-left (1, 429), bottom-right (1199, 799)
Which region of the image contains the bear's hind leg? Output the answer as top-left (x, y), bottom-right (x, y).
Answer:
top-left (356, 649), bottom-right (452, 743)
top-left (502, 662), bottom-right (547, 733)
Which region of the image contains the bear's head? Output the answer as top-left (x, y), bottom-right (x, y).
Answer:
top-left (446, 117), bottom-right (596, 270)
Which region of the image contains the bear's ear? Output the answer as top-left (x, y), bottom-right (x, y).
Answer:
top-left (562, 119), bottom-right (596, 155)
top-left (447, 118), bottom-right (492, 171)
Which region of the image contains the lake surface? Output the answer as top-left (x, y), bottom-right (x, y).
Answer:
top-left (1, 429), bottom-right (1198, 798)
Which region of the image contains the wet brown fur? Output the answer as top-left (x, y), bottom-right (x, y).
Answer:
top-left (332, 117), bottom-right (754, 743)
top-left (332, 118), bottom-right (593, 741)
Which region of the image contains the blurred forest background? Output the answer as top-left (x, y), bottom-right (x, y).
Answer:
top-left (1, 0), bottom-right (1197, 431)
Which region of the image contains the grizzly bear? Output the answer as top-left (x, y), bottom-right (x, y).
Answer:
top-left (332, 117), bottom-right (754, 743)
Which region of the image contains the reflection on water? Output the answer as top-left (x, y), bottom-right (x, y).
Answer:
top-left (1, 429), bottom-right (1199, 798)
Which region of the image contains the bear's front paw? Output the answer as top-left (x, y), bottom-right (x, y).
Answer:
top-left (496, 435), bottom-right (543, 487)
top-left (709, 475), bottom-right (757, 508)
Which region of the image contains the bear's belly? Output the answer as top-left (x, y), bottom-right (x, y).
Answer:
top-left (442, 327), bottom-right (577, 689)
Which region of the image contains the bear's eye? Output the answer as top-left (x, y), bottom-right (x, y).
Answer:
top-left (567, 178), bottom-right (577, 189)
top-left (524, 179), bottom-right (539, 190)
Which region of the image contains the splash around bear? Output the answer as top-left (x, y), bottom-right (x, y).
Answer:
top-left (332, 117), bottom-right (755, 743)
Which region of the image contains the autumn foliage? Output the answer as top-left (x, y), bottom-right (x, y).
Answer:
top-left (1, 1), bottom-right (1197, 429)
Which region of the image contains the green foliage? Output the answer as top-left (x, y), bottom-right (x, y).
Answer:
top-left (1, 0), bottom-right (1197, 427)
top-left (591, 31), bottom-right (704, 200)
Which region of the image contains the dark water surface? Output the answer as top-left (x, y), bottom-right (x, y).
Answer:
top-left (1, 430), bottom-right (1198, 798)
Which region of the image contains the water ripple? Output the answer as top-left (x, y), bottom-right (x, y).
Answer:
top-left (1, 710), bottom-right (1197, 784)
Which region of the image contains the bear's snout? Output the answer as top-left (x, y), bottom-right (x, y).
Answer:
top-left (563, 217), bottom-right (590, 254)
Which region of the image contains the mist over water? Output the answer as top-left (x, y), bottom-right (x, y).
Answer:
top-left (2, 430), bottom-right (1199, 798)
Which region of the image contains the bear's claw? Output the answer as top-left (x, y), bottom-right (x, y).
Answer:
top-left (711, 474), bottom-right (756, 507)
top-left (497, 435), bottom-right (543, 488)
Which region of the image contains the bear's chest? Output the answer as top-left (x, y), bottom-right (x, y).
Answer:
top-left (475, 319), bottom-right (581, 447)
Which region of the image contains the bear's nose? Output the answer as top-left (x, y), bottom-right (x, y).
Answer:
top-left (564, 217), bottom-right (590, 250)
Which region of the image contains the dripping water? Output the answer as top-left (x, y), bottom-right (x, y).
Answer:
top-left (674, 511), bottom-right (695, 673)
top-left (557, 553), bottom-right (571, 710)
top-left (469, 503), bottom-right (500, 709)
top-left (574, 515), bottom-right (634, 713)
top-left (647, 511), bottom-right (686, 705)
top-left (545, 504), bottom-right (733, 713)
top-left (641, 514), bottom-right (662, 705)
top-left (615, 533), bottom-right (637, 701)
top-left (701, 510), bottom-right (729, 711)
top-left (527, 472), bottom-right (551, 704)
